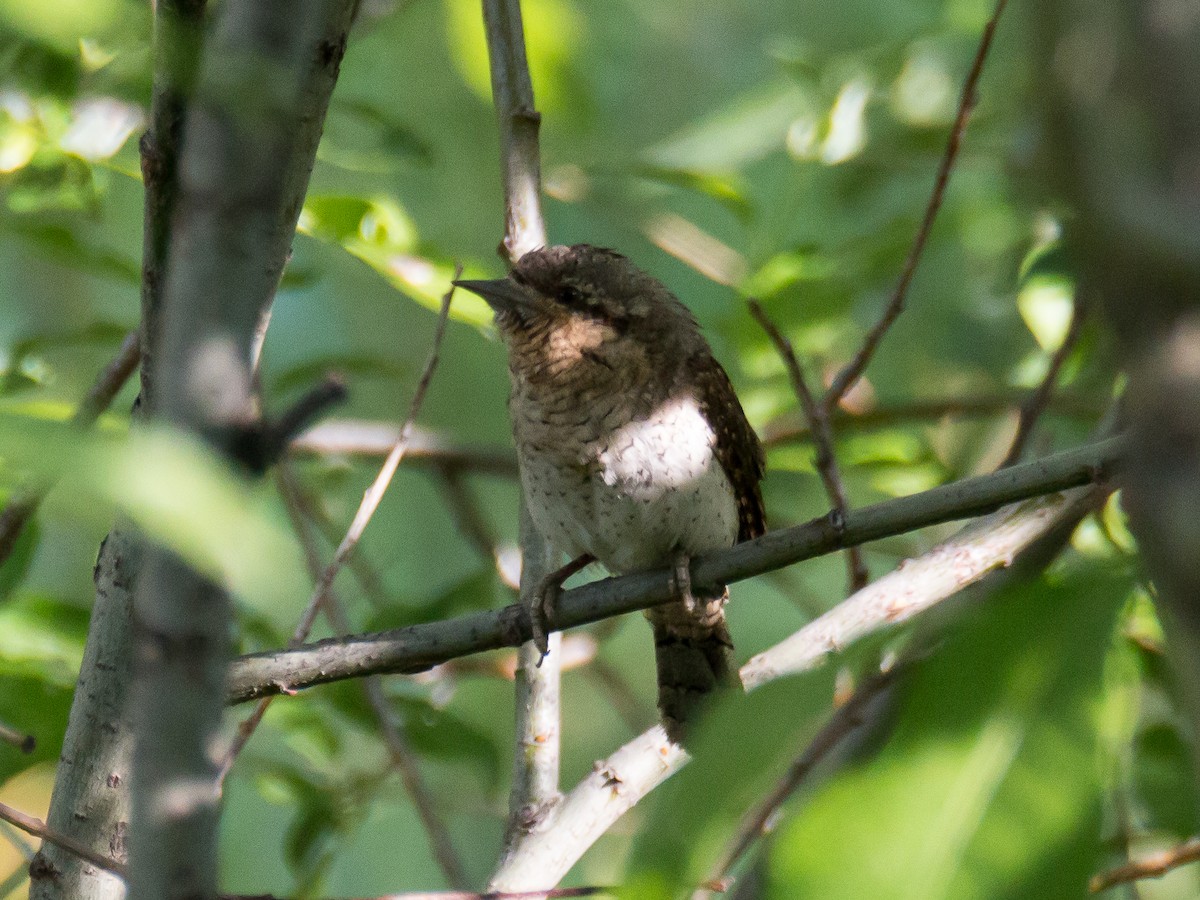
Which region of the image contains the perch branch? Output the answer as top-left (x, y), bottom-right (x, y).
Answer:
top-left (227, 436), bottom-right (1123, 702)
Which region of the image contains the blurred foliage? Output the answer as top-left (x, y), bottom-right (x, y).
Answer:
top-left (0, 0), bottom-right (1186, 898)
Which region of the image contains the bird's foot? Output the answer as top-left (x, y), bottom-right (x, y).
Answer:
top-left (670, 552), bottom-right (697, 614)
top-left (530, 553), bottom-right (595, 664)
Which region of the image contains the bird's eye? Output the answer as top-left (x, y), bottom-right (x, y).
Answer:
top-left (559, 285), bottom-right (584, 307)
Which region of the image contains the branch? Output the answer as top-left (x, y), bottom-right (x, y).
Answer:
top-left (489, 727), bottom-right (688, 892)
top-left (227, 436), bottom-right (1123, 702)
top-left (127, 3), bottom-right (359, 897)
top-left (483, 0), bottom-right (547, 262)
top-left (218, 280), bottom-right (454, 783)
top-left (0, 718), bottom-right (35, 753)
top-left (749, 299), bottom-right (867, 591)
top-left (1, 800), bottom-right (126, 880)
top-left (290, 420), bottom-right (519, 475)
top-left (822, 0), bottom-right (1010, 410)
top-left (276, 465), bottom-right (470, 889)
top-left (480, 0), bottom-right (562, 866)
top-left (31, 0), bottom-right (204, 892)
top-left (1090, 837), bottom-right (1200, 894)
top-left (702, 667), bottom-right (900, 893)
top-left (469, 440), bottom-right (1116, 891)
top-left (999, 295), bottom-right (1089, 467)
top-left (740, 482), bottom-right (1105, 688)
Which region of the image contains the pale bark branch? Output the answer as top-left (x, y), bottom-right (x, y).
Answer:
top-left (739, 484), bottom-right (1103, 689)
top-left (480, 0), bottom-right (563, 865)
top-left (227, 436), bottom-right (1122, 702)
top-left (489, 727), bottom-right (688, 892)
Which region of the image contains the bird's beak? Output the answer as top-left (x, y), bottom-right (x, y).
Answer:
top-left (452, 277), bottom-right (533, 316)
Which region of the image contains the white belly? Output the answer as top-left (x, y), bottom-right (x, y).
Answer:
top-left (516, 394), bottom-right (739, 574)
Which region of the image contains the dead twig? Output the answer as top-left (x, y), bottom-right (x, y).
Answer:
top-left (277, 466), bottom-right (470, 889)
top-left (999, 295), bottom-right (1088, 468)
top-left (0, 799), bottom-right (126, 879)
top-left (823, 0), bottom-right (1010, 411)
top-left (218, 275), bottom-right (457, 782)
top-left (1090, 837), bottom-right (1200, 894)
top-left (749, 300), bottom-right (868, 591)
top-left (702, 667), bottom-right (899, 894)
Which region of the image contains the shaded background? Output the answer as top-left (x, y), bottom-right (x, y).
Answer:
top-left (0, 0), bottom-right (1183, 897)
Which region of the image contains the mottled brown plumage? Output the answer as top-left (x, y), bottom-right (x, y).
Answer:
top-left (456, 244), bottom-right (765, 741)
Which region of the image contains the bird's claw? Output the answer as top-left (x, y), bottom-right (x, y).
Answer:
top-left (531, 578), bottom-right (557, 664)
top-left (671, 553), bottom-right (697, 613)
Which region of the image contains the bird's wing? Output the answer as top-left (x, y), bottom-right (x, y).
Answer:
top-left (690, 354), bottom-right (766, 542)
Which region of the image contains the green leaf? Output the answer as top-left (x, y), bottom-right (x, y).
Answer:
top-left (767, 569), bottom-right (1131, 900)
top-left (1134, 723), bottom-right (1200, 838)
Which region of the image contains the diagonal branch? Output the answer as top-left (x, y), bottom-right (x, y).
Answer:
top-left (749, 300), bottom-right (868, 591)
top-left (277, 465), bottom-right (470, 889)
top-left (227, 435), bottom-right (1123, 702)
top-left (999, 294), bottom-right (1089, 468)
top-left (823, 0), bottom-right (1010, 411)
top-left (1, 800), bottom-right (126, 879)
top-left (218, 279), bottom-right (455, 782)
top-left (1090, 837), bottom-right (1200, 894)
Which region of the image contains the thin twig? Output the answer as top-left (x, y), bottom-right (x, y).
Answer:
top-left (435, 464), bottom-right (519, 589)
top-left (227, 435), bottom-right (1124, 702)
top-left (290, 421), bottom-right (519, 476)
top-left (749, 300), bottom-right (868, 591)
top-left (0, 331), bottom-right (141, 567)
top-left (1090, 837), bottom-right (1200, 894)
top-left (277, 466), bottom-right (470, 889)
top-left (0, 718), bottom-right (35, 753)
top-left (760, 392), bottom-right (1104, 447)
top-left (218, 277), bottom-right (456, 781)
top-left (999, 295), bottom-right (1088, 467)
top-left (0, 800), bottom-right (126, 879)
top-left (279, 472), bottom-right (394, 610)
top-left (702, 666), bottom-right (900, 894)
top-left (221, 888), bottom-right (610, 899)
top-left (823, 0), bottom-right (1010, 411)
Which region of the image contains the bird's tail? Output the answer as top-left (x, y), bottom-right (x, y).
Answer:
top-left (645, 589), bottom-right (734, 744)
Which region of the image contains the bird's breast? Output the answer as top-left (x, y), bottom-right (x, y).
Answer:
top-left (512, 390), bottom-right (740, 573)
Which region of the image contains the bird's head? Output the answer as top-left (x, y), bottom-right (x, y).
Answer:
top-left (454, 244), bottom-right (702, 379)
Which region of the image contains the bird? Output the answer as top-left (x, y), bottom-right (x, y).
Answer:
top-left (455, 244), bottom-right (765, 742)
